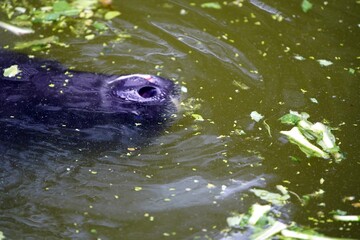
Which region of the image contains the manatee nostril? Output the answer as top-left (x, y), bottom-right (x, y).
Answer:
top-left (138, 86), bottom-right (159, 98)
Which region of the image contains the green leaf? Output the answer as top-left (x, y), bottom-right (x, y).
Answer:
top-left (72, 0), bottom-right (98, 10)
top-left (14, 36), bottom-right (59, 50)
top-left (250, 188), bottom-right (290, 206)
top-left (279, 110), bottom-right (310, 125)
top-left (44, 12), bottom-right (61, 21)
top-left (301, 0), bottom-right (313, 13)
top-left (248, 204), bottom-right (271, 225)
top-left (252, 221), bottom-right (287, 240)
top-left (280, 127), bottom-right (330, 159)
top-left (93, 21), bottom-right (107, 30)
top-left (3, 65), bottom-right (21, 78)
top-left (348, 68), bottom-right (355, 74)
top-left (226, 214), bottom-right (247, 228)
top-left (52, 1), bottom-right (80, 17)
top-left (85, 34), bottom-right (95, 40)
top-left (279, 113), bottom-right (302, 125)
top-left (201, 2), bottom-right (222, 9)
top-left (53, 1), bottom-right (72, 12)
top-left (192, 114), bottom-right (204, 121)
top-left (104, 11), bottom-right (121, 20)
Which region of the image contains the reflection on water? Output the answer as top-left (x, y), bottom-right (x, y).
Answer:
top-left (1, 0), bottom-right (359, 239)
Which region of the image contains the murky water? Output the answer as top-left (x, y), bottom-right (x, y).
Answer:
top-left (1, 0), bottom-right (359, 239)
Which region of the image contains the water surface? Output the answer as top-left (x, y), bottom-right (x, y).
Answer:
top-left (0, 0), bottom-right (359, 239)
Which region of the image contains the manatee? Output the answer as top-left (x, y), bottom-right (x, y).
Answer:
top-left (0, 50), bottom-right (179, 150)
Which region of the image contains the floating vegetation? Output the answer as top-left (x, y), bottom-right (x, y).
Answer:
top-left (3, 64), bottom-right (21, 78)
top-left (200, 2), bottom-right (222, 10)
top-left (0, 0), bottom-right (128, 50)
top-left (250, 111), bottom-right (264, 122)
top-left (224, 202), bottom-right (356, 240)
top-left (280, 111), bottom-right (344, 162)
top-left (301, 0), bottom-right (313, 13)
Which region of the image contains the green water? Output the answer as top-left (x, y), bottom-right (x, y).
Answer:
top-left (0, 0), bottom-right (359, 239)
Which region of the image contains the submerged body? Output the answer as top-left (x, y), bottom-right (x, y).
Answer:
top-left (0, 50), bottom-right (178, 149)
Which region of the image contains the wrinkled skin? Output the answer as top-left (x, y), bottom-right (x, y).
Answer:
top-left (0, 50), bottom-right (179, 150)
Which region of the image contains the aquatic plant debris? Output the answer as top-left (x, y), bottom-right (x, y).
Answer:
top-left (0, 21), bottom-right (34, 35)
top-left (301, 0), bottom-right (313, 13)
top-left (104, 11), bottom-right (121, 20)
top-left (0, 0), bottom-right (129, 50)
top-left (191, 113), bottom-right (205, 121)
top-left (225, 203), bottom-right (354, 240)
top-left (280, 111), bottom-right (344, 162)
top-left (201, 2), bottom-right (222, 9)
top-left (317, 59), bottom-right (333, 67)
top-left (250, 111), bottom-right (264, 122)
top-left (248, 203), bottom-right (271, 225)
top-left (14, 36), bottom-right (60, 50)
top-left (281, 127), bottom-right (330, 159)
top-left (250, 185), bottom-right (290, 206)
top-left (333, 215), bottom-right (360, 222)
top-left (3, 65), bottom-right (21, 78)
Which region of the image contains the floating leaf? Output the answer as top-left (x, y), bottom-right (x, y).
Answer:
top-left (280, 112), bottom-right (309, 128)
top-left (180, 86), bottom-right (188, 93)
top-left (250, 111), bottom-right (264, 122)
top-left (294, 55), bottom-right (305, 61)
top-left (280, 111), bottom-right (344, 162)
top-left (85, 34), bottom-right (95, 40)
top-left (348, 68), bottom-right (355, 74)
top-left (301, 0), bottom-right (313, 13)
top-left (14, 36), bottom-right (59, 50)
top-left (3, 65), bottom-right (21, 78)
top-left (248, 204), bottom-right (271, 225)
top-left (0, 21), bottom-right (34, 35)
top-left (225, 203), bottom-right (354, 240)
top-left (226, 214), bottom-right (247, 228)
top-left (280, 127), bottom-right (330, 159)
top-left (250, 188), bottom-right (290, 206)
top-left (53, 1), bottom-right (71, 12)
top-left (93, 21), bottom-right (107, 30)
top-left (72, 0), bottom-right (98, 10)
top-left (310, 98), bottom-right (318, 104)
top-left (201, 2), bottom-right (222, 9)
top-left (252, 221), bottom-right (287, 240)
top-left (281, 229), bottom-right (347, 240)
top-left (310, 122), bottom-right (344, 162)
top-left (192, 113), bottom-right (204, 121)
top-left (302, 189), bottom-right (325, 205)
top-left (333, 215), bottom-right (360, 222)
top-left (104, 11), bottom-right (121, 20)
top-left (317, 59), bottom-right (333, 67)
top-left (233, 79), bottom-right (250, 90)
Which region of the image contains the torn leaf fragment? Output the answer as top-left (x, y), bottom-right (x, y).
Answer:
top-left (3, 65), bottom-right (22, 78)
top-left (281, 127), bottom-right (330, 159)
top-left (280, 111), bottom-right (344, 162)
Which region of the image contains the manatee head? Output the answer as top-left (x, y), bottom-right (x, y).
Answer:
top-left (102, 74), bottom-right (180, 123)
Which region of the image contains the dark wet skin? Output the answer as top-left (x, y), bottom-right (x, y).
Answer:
top-left (0, 50), bottom-right (179, 148)
top-left (0, 50), bottom-right (178, 127)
